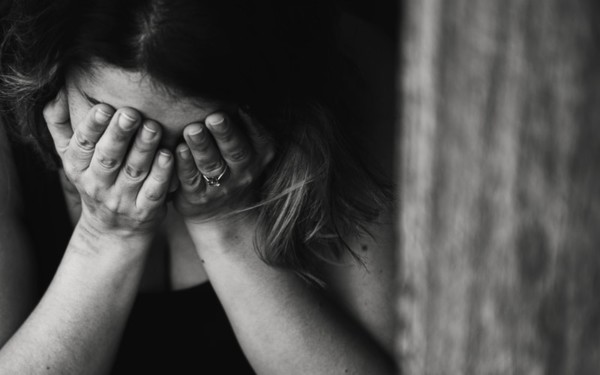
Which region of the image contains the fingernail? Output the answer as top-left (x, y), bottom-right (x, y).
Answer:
top-left (95, 108), bottom-right (112, 123)
top-left (119, 112), bottom-right (138, 130)
top-left (158, 150), bottom-right (171, 167)
top-left (141, 124), bottom-right (157, 142)
top-left (178, 146), bottom-right (191, 160)
top-left (206, 113), bottom-right (225, 127)
top-left (188, 125), bottom-right (204, 143)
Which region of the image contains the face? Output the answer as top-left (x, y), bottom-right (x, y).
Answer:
top-left (65, 62), bottom-right (232, 151)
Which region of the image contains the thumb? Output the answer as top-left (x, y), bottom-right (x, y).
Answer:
top-left (43, 88), bottom-right (73, 155)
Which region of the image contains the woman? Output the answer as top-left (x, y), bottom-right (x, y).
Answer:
top-left (0, 0), bottom-right (396, 373)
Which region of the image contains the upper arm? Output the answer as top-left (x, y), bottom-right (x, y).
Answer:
top-left (0, 124), bottom-right (37, 347)
top-left (320, 209), bottom-right (397, 355)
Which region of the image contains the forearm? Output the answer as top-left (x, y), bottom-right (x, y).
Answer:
top-left (0, 222), bottom-right (150, 375)
top-left (187, 220), bottom-right (395, 375)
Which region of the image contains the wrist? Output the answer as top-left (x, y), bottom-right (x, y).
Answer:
top-left (184, 213), bottom-right (257, 256)
top-left (78, 209), bottom-right (156, 239)
top-left (70, 217), bottom-right (154, 261)
top-left (77, 203), bottom-right (165, 238)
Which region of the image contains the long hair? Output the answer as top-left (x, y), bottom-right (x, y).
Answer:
top-left (0, 0), bottom-right (392, 283)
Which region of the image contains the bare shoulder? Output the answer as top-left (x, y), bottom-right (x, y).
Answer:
top-left (319, 207), bottom-right (396, 354)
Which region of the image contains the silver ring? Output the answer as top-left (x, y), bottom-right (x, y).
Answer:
top-left (202, 165), bottom-right (228, 187)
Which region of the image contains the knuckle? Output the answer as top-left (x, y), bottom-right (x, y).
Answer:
top-left (187, 193), bottom-right (209, 205)
top-left (239, 172), bottom-right (254, 187)
top-left (144, 188), bottom-right (164, 202)
top-left (96, 153), bottom-right (120, 170)
top-left (124, 164), bottom-right (145, 180)
top-left (218, 186), bottom-right (230, 196)
top-left (250, 131), bottom-right (271, 147)
top-left (103, 197), bottom-right (121, 213)
top-left (133, 207), bottom-right (149, 217)
top-left (184, 173), bottom-right (202, 188)
top-left (228, 148), bottom-right (250, 163)
top-left (133, 208), bottom-right (153, 222)
top-left (74, 133), bottom-right (96, 151)
top-left (201, 161), bottom-right (225, 174)
top-left (64, 156), bottom-right (87, 175)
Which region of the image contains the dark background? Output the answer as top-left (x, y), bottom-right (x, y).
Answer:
top-left (341, 0), bottom-right (399, 42)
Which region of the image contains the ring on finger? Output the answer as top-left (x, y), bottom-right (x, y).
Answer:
top-left (202, 165), bottom-right (229, 187)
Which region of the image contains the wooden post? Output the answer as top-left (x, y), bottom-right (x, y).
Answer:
top-left (397, 0), bottom-right (600, 374)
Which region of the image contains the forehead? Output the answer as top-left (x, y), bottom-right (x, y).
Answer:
top-left (67, 63), bottom-right (228, 143)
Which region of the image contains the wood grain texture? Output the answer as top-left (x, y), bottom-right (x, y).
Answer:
top-left (396, 0), bottom-right (600, 374)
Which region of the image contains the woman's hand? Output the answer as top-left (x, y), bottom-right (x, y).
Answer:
top-left (43, 90), bottom-right (173, 239)
top-left (174, 110), bottom-right (275, 225)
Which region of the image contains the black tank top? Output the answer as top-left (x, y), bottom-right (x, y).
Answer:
top-left (10, 141), bottom-right (255, 374)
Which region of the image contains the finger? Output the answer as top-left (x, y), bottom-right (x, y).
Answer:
top-left (237, 108), bottom-right (276, 167)
top-left (116, 120), bottom-right (162, 188)
top-left (61, 106), bottom-right (115, 178)
top-left (183, 123), bottom-right (227, 179)
top-left (89, 108), bottom-right (141, 184)
top-left (66, 104), bottom-right (115, 165)
top-left (137, 149), bottom-right (173, 209)
top-left (205, 112), bottom-right (253, 168)
top-left (175, 144), bottom-right (203, 194)
top-left (43, 89), bottom-right (72, 155)
top-left (73, 104), bottom-right (115, 149)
